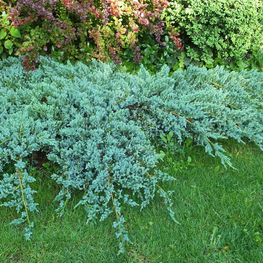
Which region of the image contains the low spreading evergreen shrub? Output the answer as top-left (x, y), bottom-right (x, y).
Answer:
top-left (1, 56), bottom-right (263, 252)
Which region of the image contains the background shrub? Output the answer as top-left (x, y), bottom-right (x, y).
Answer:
top-left (0, 0), bottom-right (182, 71)
top-left (162, 0), bottom-right (263, 67)
top-left (0, 0), bottom-right (22, 59)
top-left (120, 28), bottom-right (185, 74)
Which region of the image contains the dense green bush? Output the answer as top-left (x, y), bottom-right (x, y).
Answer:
top-left (120, 30), bottom-right (185, 74)
top-left (162, 0), bottom-right (263, 67)
top-left (0, 0), bottom-right (183, 71)
top-left (0, 1), bottom-right (22, 59)
top-left (1, 56), bottom-right (263, 252)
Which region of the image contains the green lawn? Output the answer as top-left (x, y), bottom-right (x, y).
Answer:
top-left (1, 139), bottom-right (262, 262)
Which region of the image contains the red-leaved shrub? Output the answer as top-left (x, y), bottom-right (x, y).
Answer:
top-left (2, 0), bottom-right (182, 71)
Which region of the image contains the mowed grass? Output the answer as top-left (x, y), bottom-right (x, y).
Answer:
top-left (0, 139), bottom-right (263, 263)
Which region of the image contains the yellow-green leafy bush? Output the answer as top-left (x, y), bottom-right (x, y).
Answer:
top-left (162, 0), bottom-right (263, 66)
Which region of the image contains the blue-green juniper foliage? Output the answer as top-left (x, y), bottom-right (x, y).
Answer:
top-left (0, 57), bottom-right (263, 252)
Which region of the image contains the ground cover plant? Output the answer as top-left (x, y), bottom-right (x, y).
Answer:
top-left (1, 56), bottom-right (263, 254)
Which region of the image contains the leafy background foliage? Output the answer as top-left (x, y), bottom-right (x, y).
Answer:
top-left (1, 0), bottom-right (262, 73)
top-left (162, 0), bottom-right (263, 68)
top-left (0, 1), bottom-right (22, 58)
top-left (0, 0), bottom-right (183, 71)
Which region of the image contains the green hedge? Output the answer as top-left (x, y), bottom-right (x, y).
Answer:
top-left (162, 0), bottom-right (263, 66)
